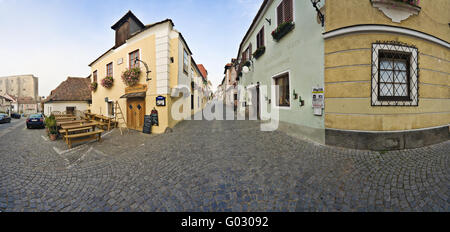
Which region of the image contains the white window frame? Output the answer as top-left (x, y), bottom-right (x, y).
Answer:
top-left (271, 70), bottom-right (292, 110)
top-left (106, 100), bottom-right (115, 117)
top-left (106, 62), bottom-right (114, 77)
top-left (127, 49), bottom-right (142, 70)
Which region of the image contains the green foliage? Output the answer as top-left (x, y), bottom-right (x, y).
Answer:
top-left (45, 115), bottom-right (58, 135)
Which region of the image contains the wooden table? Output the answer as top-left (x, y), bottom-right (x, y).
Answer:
top-left (89, 114), bottom-right (115, 131)
top-left (60, 122), bottom-right (100, 144)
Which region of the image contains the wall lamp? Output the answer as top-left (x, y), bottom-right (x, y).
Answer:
top-left (311, 0), bottom-right (325, 27)
top-left (134, 58), bottom-right (152, 81)
top-left (242, 60), bottom-right (254, 74)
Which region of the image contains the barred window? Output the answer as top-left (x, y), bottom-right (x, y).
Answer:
top-left (372, 42), bottom-right (419, 106)
top-left (378, 51), bottom-right (410, 101)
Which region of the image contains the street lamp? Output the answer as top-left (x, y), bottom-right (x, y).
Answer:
top-left (134, 58), bottom-right (152, 82)
top-left (311, 0), bottom-right (325, 27)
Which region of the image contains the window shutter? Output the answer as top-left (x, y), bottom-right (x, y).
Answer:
top-left (249, 43), bottom-right (252, 59)
top-left (259, 26), bottom-right (264, 48)
top-left (277, 4), bottom-right (283, 26)
top-left (284, 0), bottom-right (293, 22)
top-left (257, 31), bottom-right (261, 49)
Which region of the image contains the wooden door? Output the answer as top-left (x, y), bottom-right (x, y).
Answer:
top-left (127, 98), bottom-right (146, 131)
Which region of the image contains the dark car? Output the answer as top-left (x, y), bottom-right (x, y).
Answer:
top-left (10, 113), bottom-right (21, 119)
top-left (26, 114), bottom-right (45, 129)
top-left (0, 114), bottom-right (11, 123)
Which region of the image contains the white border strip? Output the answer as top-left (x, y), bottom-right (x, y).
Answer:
top-left (323, 25), bottom-right (450, 48)
top-left (326, 125), bottom-right (449, 134)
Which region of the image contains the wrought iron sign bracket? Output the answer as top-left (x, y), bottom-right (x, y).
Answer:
top-left (135, 58), bottom-right (152, 82)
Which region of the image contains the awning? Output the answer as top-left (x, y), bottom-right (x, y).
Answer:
top-left (120, 92), bottom-right (146, 99)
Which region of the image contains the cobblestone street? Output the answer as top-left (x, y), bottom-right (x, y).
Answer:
top-left (0, 107), bottom-right (448, 212)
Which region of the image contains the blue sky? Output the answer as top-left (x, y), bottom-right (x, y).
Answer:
top-left (0, 0), bottom-right (263, 96)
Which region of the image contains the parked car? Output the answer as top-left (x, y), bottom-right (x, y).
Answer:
top-left (26, 114), bottom-right (45, 129)
top-left (0, 113), bottom-right (11, 124)
top-left (11, 113), bottom-right (21, 119)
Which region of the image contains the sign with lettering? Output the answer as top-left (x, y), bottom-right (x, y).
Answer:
top-left (156, 96), bottom-right (166, 107)
top-left (143, 115), bottom-right (152, 134)
top-left (312, 87), bottom-right (324, 116)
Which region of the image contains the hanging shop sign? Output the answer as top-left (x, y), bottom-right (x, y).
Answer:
top-left (156, 96), bottom-right (166, 107)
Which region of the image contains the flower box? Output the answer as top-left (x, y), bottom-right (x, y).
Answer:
top-left (90, 82), bottom-right (98, 92)
top-left (121, 68), bottom-right (141, 87)
top-left (392, 0), bottom-right (420, 7)
top-left (101, 76), bottom-right (114, 89)
top-left (253, 46), bottom-right (266, 59)
top-left (272, 21), bottom-right (295, 42)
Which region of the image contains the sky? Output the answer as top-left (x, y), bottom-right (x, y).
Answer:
top-left (0, 0), bottom-right (263, 96)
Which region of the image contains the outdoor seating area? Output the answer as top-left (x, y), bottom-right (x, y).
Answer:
top-left (47, 111), bottom-right (115, 149)
top-left (84, 112), bottom-right (118, 131)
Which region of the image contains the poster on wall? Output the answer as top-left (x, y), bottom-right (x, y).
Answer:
top-left (312, 87), bottom-right (324, 116)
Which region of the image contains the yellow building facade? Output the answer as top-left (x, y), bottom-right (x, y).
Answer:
top-left (323, 0), bottom-right (449, 149)
top-left (89, 11), bottom-right (195, 134)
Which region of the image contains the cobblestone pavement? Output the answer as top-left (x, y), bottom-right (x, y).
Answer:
top-left (0, 105), bottom-right (448, 212)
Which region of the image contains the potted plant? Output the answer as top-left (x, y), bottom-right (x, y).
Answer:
top-left (272, 21), bottom-right (295, 41)
top-left (45, 115), bottom-right (58, 141)
top-left (90, 82), bottom-right (98, 92)
top-left (253, 46), bottom-right (266, 59)
top-left (243, 60), bottom-right (251, 67)
top-left (101, 76), bottom-right (114, 89)
top-left (121, 68), bottom-right (141, 87)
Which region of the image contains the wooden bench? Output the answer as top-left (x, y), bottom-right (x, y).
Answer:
top-left (65, 130), bottom-right (104, 149)
top-left (56, 117), bottom-right (76, 122)
top-left (59, 127), bottom-right (92, 135)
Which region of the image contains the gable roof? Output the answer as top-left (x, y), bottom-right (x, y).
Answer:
top-left (17, 97), bottom-right (36, 104)
top-left (111, 11), bottom-right (145, 30)
top-left (197, 64), bottom-right (208, 80)
top-left (44, 77), bottom-right (91, 103)
top-left (1, 93), bottom-right (16, 102)
top-left (89, 18), bottom-right (175, 67)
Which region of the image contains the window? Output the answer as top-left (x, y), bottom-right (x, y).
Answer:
top-left (378, 51), bottom-right (410, 101)
top-left (66, 107), bottom-right (75, 115)
top-left (107, 101), bottom-right (115, 116)
top-left (372, 42), bottom-right (418, 106)
top-left (93, 71), bottom-right (98, 83)
top-left (277, 0), bottom-right (294, 26)
top-left (129, 50), bottom-right (140, 69)
top-left (242, 46), bottom-right (251, 62)
top-left (106, 63), bottom-right (113, 77)
top-left (191, 94), bottom-right (194, 110)
top-left (257, 27), bottom-right (265, 49)
top-left (274, 73), bottom-right (290, 107)
top-left (183, 49), bottom-right (189, 74)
